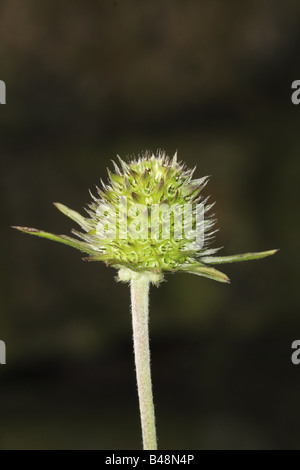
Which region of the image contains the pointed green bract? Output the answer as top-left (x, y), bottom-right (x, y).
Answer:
top-left (12, 227), bottom-right (95, 255)
top-left (201, 249), bottom-right (278, 265)
top-left (54, 203), bottom-right (90, 231)
top-left (182, 264), bottom-right (230, 283)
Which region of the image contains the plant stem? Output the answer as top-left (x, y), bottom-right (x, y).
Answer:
top-left (130, 277), bottom-right (157, 450)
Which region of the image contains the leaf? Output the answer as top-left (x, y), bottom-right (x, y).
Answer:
top-left (53, 203), bottom-right (90, 231)
top-left (201, 249), bottom-right (279, 265)
top-left (182, 264), bottom-right (230, 283)
top-left (12, 226), bottom-right (95, 255)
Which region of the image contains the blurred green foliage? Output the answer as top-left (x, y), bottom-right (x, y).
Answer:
top-left (0, 0), bottom-right (300, 449)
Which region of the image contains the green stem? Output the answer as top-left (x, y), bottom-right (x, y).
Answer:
top-left (130, 277), bottom-right (157, 450)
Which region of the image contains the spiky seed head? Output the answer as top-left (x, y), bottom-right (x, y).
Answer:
top-left (13, 150), bottom-right (278, 284)
top-left (83, 151), bottom-right (218, 277)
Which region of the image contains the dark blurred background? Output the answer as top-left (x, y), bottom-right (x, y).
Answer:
top-left (0, 0), bottom-right (299, 450)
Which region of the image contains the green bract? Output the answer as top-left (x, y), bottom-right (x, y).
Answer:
top-left (13, 150), bottom-right (277, 283)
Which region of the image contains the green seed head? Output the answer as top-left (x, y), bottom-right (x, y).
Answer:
top-left (82, 150), bottom-right (218, 279)
top-left (13, 150), bottom-right (278, 284)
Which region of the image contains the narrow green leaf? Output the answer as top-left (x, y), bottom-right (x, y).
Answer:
top-left (201, 249), bottom-right (279, 265)
top-left (53, 203), bottom-right (90, 231)
top-left (12, 226), bottom-right (95, 255)
top-left (182, 264), bottom-right (230, 283)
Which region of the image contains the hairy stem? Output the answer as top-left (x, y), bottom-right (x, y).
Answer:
top-left (130, 277), bottom-right (157, 450)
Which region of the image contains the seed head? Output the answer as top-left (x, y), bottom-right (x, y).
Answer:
top-left (13, 150), bottom-right (278, 284)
